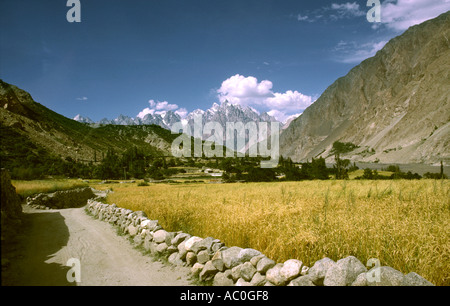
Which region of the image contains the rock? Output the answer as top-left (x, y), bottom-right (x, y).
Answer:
top-left (351, 272), bottom-right (368, 286)
top-left (308, 257), bottom-right (336, 286)
top-left (178, 240), bottom-right (188, 260)
top-left (153, 229), bottom-right (169, 243)
top-left (191, 237), bottom-right (215, 254)
top-left (140, 219), bottom-right (152, 229)
top-left (211, 242), bottom-right (225, 254)
top-left (167, 245), bottom-right (178, 254)
top-left (238, 248), bottom-right (262, 263)
top-left (367, 266), bottom-right (404, 286)
top-left (280, 259), bottom-right (303, 281)
top-left (197, 250), bottom-right (211, 264)
top-left (235, 278), bottom-right (252, 286)
top-left (301, 265), bottom-right (309, 276)
top-left (250, 254), bottom-right (265, 267)
top-left (240, 262), bottom-right (257, 281)
top-left (155, 242), bottom-right (168, 254)
top-left (168, 252), bottom-right (184, 266)
top-left (401, 272), bottom-right (434, 286)
top-left (231, 264), bottom-right (244, 281)
top-left (213, 270), bottom-right (234, 286)
top-left (250, 272), bottom-right (266, 286)
top-left (266, 263), bottom-right (287, 286)
top-left (288, 275), bottom-right (315, 286)
top-left (324, 256), bottom-right (367, 286)
top-left (171, 233), bottom-right (191, 246)
top-left (127, 224), bottom-right (138, 237)
top-left (256, 257), bottom-right (276, 274)
top-left (221, 246), bottom-right (244, 269)
top-left (184, 236), bottom-right (203, 252)
top-left (191, 263), bottom-right (204, 277)
top-left (199, 261), bottom-right (219, 282)
top-left (165, 232), bottom-right (176, 246)
top-left (211, 251), bottom-right (225, 272)
top-left (133, 235), bottom-right (143, 246)
top-left (186, 252), bottom-right (197, 266)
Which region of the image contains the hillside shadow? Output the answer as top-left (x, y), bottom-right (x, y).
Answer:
top-left (2, 210), bottom-right (75, 286)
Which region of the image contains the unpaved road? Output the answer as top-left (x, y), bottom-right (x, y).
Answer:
top-left (2, 205), bottom-right (193, 286)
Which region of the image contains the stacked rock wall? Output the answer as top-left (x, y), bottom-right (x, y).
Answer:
top-left (26, 187), bottom-right (95, 209)
top-left (86, 200), bottom-right (434, 286)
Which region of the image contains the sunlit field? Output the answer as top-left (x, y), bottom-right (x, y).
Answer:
top-left (12, 179), bottom-right (89, 198)
top-left (105, 179), bottom-right (450, 285)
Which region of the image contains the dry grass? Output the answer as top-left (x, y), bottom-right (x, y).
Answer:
top-left (12, 179), bottom-right (89, 198)
top-left (106, 179), bottom-right (449, 285)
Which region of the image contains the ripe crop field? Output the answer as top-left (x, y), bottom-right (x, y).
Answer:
top-left (12, 179), bottom-right (89, 198)
top-left (106, 179), bottom-right (449, 285)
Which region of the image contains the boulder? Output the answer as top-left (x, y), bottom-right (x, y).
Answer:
top-left (213, 270), bottom-right (234, 286)
top-left (184, 236), bottom-right (203, 252)
top-left (288, 275), bottom-right (315, 286)
top-left (191, 263), bottom-right (204, 277)
top-left (250, 272), bottom-right (267, 286)
top-left (323, 256), bottom-right (367, 286)
top-left (235, 278), bottom-right (252, 286)
top-left (367, 266), bottom-right (404, 286)
top-left (186, 252), bottom-right (197, 266)
top-left (308, 257), bottom-right (336, 286)
top-left (155, 242), bottom-right (168, 254)
top-left (280, 259), bottom-right (303, 281)
top-left (171, 233), bottom-right (191, 246)
top-left (237, 248), bottom-right (262, 263)
top-left (190, 237), bottom-right (216, 254)
top-left (199, 261), bottom-right (219, 282)
top-left (240, 262), bottom-right (257, 282)
top-left (211, 251), bottom-right (225, 272)
top-left (197, 250), bottom-right (211, 264)
top-left (401, 272), bottom-right (434, 286)
top-left (256, 257), bottom-right (276, 274)
top-left (127, 224), bottom-right (138, 237)
top-left (221, 246), bottom-right (244, 269)
top-left (153, 230), bottom-right (169, 243)
top-left (266, 263), bottom-right (287, 286)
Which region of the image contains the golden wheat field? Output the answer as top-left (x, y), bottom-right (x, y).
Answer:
top-left (104, 179), bottom-right (450, 285)
top-left (12, 179), bottom-right (89, 198)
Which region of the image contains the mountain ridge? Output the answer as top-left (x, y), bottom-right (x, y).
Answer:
top-left (74, 100), bottom-right (290, 130)
top-left (280, 11), bottom-right (450, 165)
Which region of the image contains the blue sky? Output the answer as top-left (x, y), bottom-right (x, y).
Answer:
top-left (1, 0), bottom-right (449, 122)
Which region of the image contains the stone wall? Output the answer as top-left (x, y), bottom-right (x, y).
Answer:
top-left (86, 200), bottom-right (434, 286)
top-left (26, 187), bottom-right (95, 209)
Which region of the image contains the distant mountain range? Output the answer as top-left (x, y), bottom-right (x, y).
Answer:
top-left (74, 101), bottom-right (295, 131)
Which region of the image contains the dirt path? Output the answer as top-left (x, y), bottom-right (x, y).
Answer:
top-left (2, 205), bottom-right (193, 286)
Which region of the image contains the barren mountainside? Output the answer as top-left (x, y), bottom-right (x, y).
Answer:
top-left (280, 11), bottom-right (450, 165)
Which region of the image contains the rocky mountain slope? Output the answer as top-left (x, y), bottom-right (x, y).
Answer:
top-left (0, 80), bottom-right (177, 166)
top-left (280, 11), bottom-right (450, 165)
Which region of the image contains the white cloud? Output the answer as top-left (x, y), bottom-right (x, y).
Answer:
top-left (330, 2), bottom-right (366, 18)
top-left (175, 108), bottom-right (188, 118)
top-left (380, 0), bottom-right (450, 31)
top-left (217, 74), bottom-right (273, 105)
top-left (332, 40), bottom-right (388, 64)
top-left (297, 14), bottom-right (309, 21)
top-left (76, 96), bottom-right (88, 101)
top-left (137, 99), bottom-right (184, 119)
top-left (217, 74), bottom-right (314, 122)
